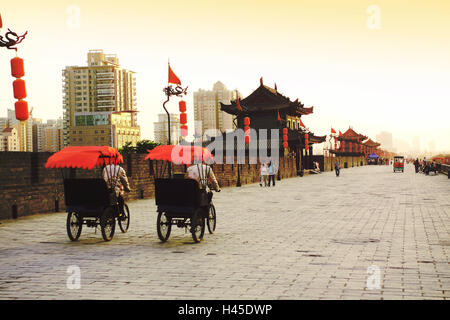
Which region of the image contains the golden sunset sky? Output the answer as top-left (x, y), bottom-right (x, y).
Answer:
top-left (1, 0), bottom-right (449, 151)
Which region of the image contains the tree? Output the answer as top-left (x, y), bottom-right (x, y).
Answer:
top-left (118, 140), bottom-right (161, 155)
top-left (135, 140), bottom-right (161, 153)
top-left (118, 142), bottom-right (135, 155)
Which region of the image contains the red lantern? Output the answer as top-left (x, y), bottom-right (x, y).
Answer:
top-left (283, 142), bottom-right (288, 149)
top-left (179, 100), bottom-right (186, 112)
top-left (11, 57), bottom-right (25, 78)
top-left (283, 134), bottom-right (288, 142)
top-left (14, 100), bottom-right (29, 121)
top-left (180, 125), bottom-right (188, 137)
top-left (245, 135), bottom-right (250, 144)
top-left (244, 125), bottom-right (250, 134)
top-left (244, 117), bottom-right (250, 126)
top-left (13, 79), bottom-right (27, 99)
top-left (283, 128), bottom-right (288, 135)
top-left (180, 113), bottom-right (187, 125)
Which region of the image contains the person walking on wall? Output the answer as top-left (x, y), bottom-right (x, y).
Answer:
top-left (268, 161), bottom-right (276, 187)
top-left (334, 160), bottom-right (340, 177)
top-left (260, 161), bottom-right (268, 187)
top-left (414, 158), bottom-right (419, 173)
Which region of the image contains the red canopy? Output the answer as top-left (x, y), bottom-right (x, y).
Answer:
top-left (144, 145), bottom-right (214, 165)
top-left (45, 146), bottom-right (123, 170)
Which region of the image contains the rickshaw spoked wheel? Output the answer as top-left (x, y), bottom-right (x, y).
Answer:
top-left (100, 207), bottom-right (116, 241)
top-left (66, 212), bottom-right (82, 241)
top-left (191, 209), bottom-right (205, 243)
top-left (207, 204), bottom-right (216, 234)
top-left (157, 211), bottom-right (171, 242)
top-left (118, 204), bottom-right (130, 233)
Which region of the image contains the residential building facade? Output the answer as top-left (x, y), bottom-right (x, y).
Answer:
top-left (193, 81), bottom-right (238, 137)
top-left (62, 50), bottom-right (140, 148)
top-left (153, 113), bottom-right (180, 145)
top-left (0, 127), bottom-right (19, 151)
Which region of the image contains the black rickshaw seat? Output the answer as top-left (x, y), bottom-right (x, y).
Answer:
top-left (155, 178), bottom-right (209, 214)
top-left (64, 178), bottom-right (111, 210)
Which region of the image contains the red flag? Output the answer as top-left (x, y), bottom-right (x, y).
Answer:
top-left (299, 119), bottom-right (305, 128)
top-left (168, 64), bottom-right (181, 85)
top-left (331, 128), bottom-right (336, 134)
top-left (236, 92), bottom-right (242, 111)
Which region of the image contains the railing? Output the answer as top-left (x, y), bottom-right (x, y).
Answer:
top-left (440, 164), bottom-right (450, 178)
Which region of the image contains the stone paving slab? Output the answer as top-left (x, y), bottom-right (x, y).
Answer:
top-left (0, 164), bottom-right (448, 299)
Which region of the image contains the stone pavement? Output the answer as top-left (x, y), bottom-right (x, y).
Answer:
top-left (0, 164), bottom-right (448, 300)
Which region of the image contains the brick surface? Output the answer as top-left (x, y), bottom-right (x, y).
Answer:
top-left (0, 164), bottom-right (448, 299)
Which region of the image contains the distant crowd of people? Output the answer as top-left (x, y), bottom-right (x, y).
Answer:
top-left (414, 158), bottom-right (441, 175)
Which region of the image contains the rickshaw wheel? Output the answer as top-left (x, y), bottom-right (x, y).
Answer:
top-left (118, 204), bottom-right (130, 233)
top-left (207, 204), bottom-right (216, 234)
top-left (100, 207), bottom-right (116, 241)
top-left (191, 209), bottom-right (205, 243)
top-left (157, 211), bottom-right (172, 242)
top-left (66, 212), bottom-right (82, 241)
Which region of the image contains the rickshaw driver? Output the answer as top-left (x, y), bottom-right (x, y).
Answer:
top-left (186, 161), bottom-right (221, 204)
top-left (102, 164), bottom-right (131, 215)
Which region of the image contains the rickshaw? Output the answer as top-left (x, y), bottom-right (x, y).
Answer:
top-left (45, 146), bottom-right (130, 241)
top-left (393, 156), bottom-right (405, 173)
top-left (145, 145), bottom-right (218, 243)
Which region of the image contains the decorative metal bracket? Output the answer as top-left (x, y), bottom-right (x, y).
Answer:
top-left (0, 28), bottom-right (27, 51)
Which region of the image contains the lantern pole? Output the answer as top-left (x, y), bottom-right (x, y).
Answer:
top-left (236, 163), bottom-right (241, 187)
top-left (162, 83), bottom-right (188, 177)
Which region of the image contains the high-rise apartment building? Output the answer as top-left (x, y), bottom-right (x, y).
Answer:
top-left (153, 113), bottom-right (180, 145)
top-left (7, 109), bottom-right (33, 152)
top-left (193, 81), bottom-right (238, 137)
top-left (32, 118), bottom-right (64, 152)
top-left (0, 127), bottom-right (19, 151)
top-left (376, 131), bottom-right (393, 151)
top-left (62, 50), bottom-right (140, 148)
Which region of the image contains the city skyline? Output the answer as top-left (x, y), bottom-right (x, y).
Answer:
top-left (0, 0), bottom-right (449, 151)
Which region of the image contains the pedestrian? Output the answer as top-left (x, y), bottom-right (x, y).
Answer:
top-left (414, 158), bottom-right (419, 173)
top-left (334, 160), bottom-right (340, 177)
top-left (260, 161), bottom-right (268, 187)
top-left (267, 161), bottom-right (276, 187)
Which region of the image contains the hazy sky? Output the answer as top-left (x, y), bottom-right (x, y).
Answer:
top-left (1, 0), bottom-right (449, 151)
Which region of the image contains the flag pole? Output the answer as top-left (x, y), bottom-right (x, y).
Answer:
top-left (163, 61), bottom-right (188, 176)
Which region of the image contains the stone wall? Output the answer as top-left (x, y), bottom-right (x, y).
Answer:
top-left (0, 152), bottom-right (298, 220)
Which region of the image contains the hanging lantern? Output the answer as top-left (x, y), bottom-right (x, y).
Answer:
top-left (13, 79), bottom-right (27, 99)
top-left (283, 142), bottom-right (288, 149)
top-left (11, 57), bottom-right (25, 78)
top-left (180, 113), bottom-right (187, 125)
top-left (179, 100), bottom-right (186, 112)
top-left (283, 128), bottom-right (288, 135)
top-left (283, 134), bottom-right (288, 142)
top-left (14, 100), bottom-right (29, 121)
top-left (244, 117), bottom-right (250, 126)
top-left (245, 135), bottom-right (250, 144)
top-left (180, 125), bottom-right (188, 137)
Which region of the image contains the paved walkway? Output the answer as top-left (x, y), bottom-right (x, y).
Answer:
top-left (0, 164), bottom-right (448, 300)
